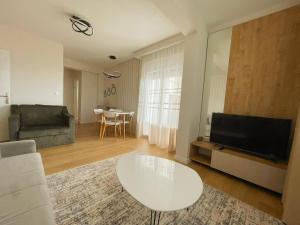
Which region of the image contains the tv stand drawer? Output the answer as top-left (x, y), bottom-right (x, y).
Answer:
top-left (211, 150), bottom-right (286, 193)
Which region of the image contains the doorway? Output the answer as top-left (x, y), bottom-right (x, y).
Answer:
top-left (63, 68), bottom-right (81, 123)
top-left (73, 79), bottom-right (80, 122)
top-left (0, 50), bottom-right (10, 141)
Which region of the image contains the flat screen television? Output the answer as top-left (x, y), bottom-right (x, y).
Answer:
top-left (210, 113), bottom-right (292, 161)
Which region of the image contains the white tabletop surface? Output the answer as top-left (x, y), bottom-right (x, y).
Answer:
top-left (104, 109), bottom-right (131, 115)
top-left (116, 154), bottom-right (203, 212)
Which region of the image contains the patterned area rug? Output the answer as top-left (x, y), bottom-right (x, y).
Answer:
top-left (47, 156), bottom-right (283, 225)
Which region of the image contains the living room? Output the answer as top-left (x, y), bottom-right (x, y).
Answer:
top-left (0, 1), bottom-right (300, 225)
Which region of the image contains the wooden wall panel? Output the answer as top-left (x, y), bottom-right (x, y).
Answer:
top-left (224, 5), bottom-right (300, 124)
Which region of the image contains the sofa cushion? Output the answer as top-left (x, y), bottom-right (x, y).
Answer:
top-left (0, 153), bottom-right (45, 196)
top-left (19, 126), bottom-right (69, 139)
top-left (0, 153), bottom-right (56, 225)
top-left (20, 105), bottom-right (66, 128)
top-left (0, 204), bottom-right (56, 225)
top-left (0, 185), bottom-right (56, 225)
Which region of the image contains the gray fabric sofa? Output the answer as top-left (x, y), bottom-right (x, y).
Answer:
top-left (0, 140), bottom-right (56, 225)
top-left (9, 105), bottom-right (75, 148)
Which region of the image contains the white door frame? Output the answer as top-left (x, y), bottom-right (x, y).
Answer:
top-left (74, 79), bottom-right (80, 123)
top-left (0, 49), bottom-right (11, 141)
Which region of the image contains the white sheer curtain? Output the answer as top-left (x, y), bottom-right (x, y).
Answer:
top-left (137, 43), bottom-right (184, 151)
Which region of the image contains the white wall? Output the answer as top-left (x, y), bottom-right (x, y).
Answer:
top-left (175, 29), bottom-right (208, 163)
top-left (0, 25), bottom-right (63, 105)
top-left (64, 58), bottom-right (103, 74)
top-left (80, 71), bottom-right (99, 123)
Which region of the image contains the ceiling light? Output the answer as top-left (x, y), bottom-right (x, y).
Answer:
top-left (103, 71), bottom-right (122, 79)
top-left (69, 16), bottom-right (93, 36)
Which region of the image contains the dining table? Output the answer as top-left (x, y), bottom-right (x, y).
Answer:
top-left (107, 109), bottom-right (132, 139)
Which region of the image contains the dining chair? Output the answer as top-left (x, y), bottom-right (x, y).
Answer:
top-left (123, 112), bottom-right (135, 136)
top-left (101, 111), bottom-right (122, 139)
top-left (94, 109), bottom-right (104, 138)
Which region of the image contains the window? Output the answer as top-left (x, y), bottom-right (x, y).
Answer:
top-left (137, 43), bottom-right (184, 150)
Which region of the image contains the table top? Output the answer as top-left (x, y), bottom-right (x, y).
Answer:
top-left (115, 111), bottom-right (131, 115)
top-left (116, 154), bottom-right (203, 212)
top-left (94, 108), bottom-right (132, 115)
top-left (105, 109), bottom-right (131, 115)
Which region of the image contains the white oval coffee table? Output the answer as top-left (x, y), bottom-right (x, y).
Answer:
top-left (116, 154), bottom-right (203, 225)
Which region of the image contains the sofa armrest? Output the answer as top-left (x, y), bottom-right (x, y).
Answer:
top-left (63, 113), bottom-right (74, 126)
top-left (63, 112), bottom-right (73, 118)
top-left (8, 114), bottom-right (20, 140)
top-left (0, 140), bottom-right (36, 158)
top-left (63, 113), bottom-right (75, 142)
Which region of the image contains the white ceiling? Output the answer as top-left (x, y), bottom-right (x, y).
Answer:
top-left (0, 0), bottom-right (180, 67)
top-left (195, 0), bottom-right (296, 29)
top-left (0, 0), bottom-right (297, 67)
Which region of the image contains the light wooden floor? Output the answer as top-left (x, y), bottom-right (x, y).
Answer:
top-left (39, 123), bottom-right (283, 219)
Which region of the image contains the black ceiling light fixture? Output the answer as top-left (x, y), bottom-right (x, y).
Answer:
top-left (103, 71), bottom-right (122, 78)
top-left (103, 56), bottom-right (121, 78)
top-left (69, 16), bottom-right (93, 36)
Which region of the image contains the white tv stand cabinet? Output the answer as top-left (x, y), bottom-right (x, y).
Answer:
top-left (190, 139), bottom-right (287, 193)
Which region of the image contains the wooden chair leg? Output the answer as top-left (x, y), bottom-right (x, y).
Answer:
top-left (101, 125), bottom-right (106, 139)
top-left (114, 125), bottom-right (117, 137)
top-left (100, 125), bottom-right (104, 139)
top-left (119, 124), bottom-right (122, 137)
top-left (99, 124), bottom-right (103, 139)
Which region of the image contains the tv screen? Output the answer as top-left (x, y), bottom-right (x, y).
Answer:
top-left (210, 113), bottom-right (292, 161)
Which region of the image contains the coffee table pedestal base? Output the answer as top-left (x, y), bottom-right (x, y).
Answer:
top-left (150, 210), bottom-right (161, 225)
